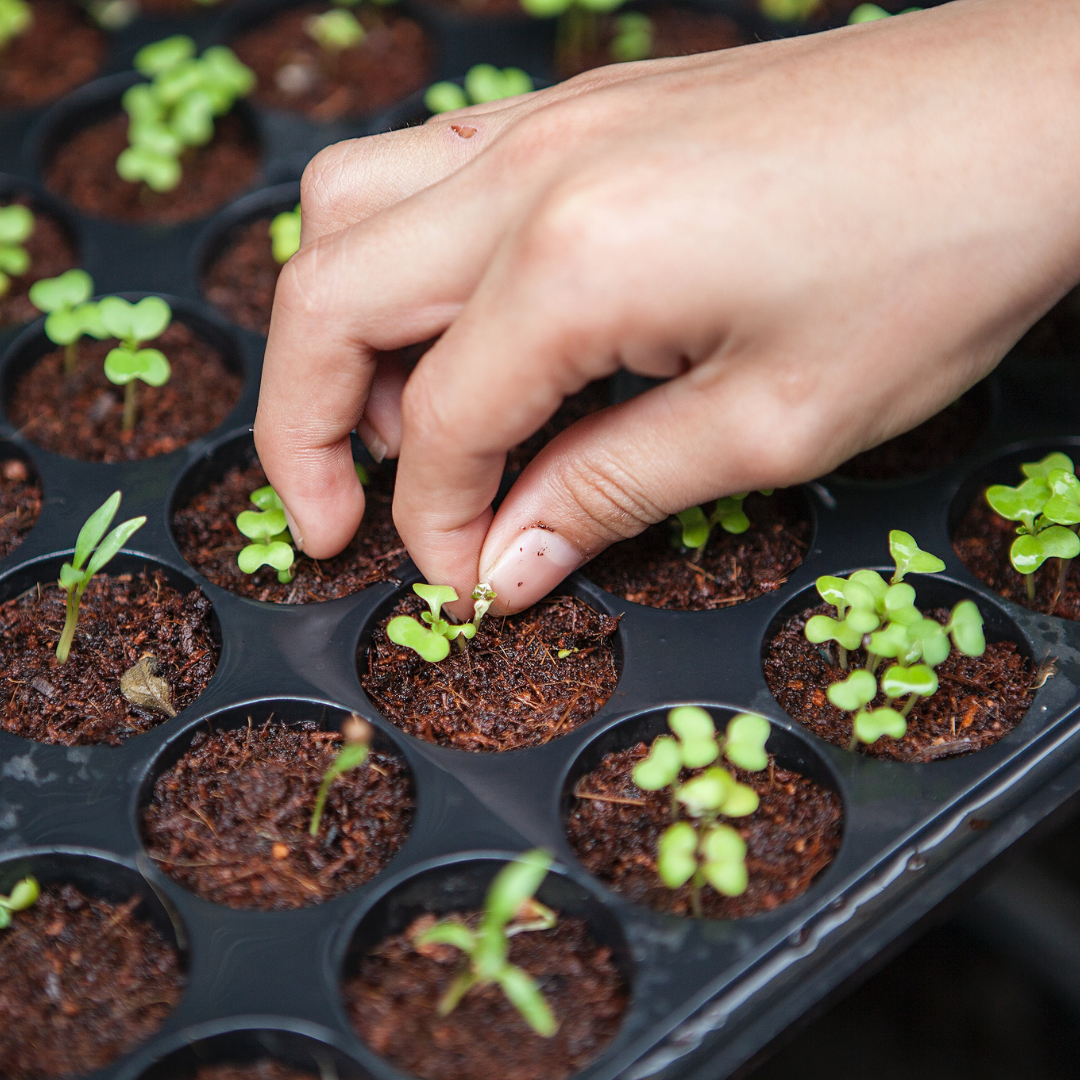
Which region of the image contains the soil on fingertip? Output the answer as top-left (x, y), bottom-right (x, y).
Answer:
top-left (194, 1065), bottom-right (315, 1080)
top-left (142, 720), bottom-right (414, 910)
top-left (46, 112), bottom-right (259, 225)
top-left (0, 884), bottom-right (184, 1080)
top-left (0, 569), bottom-right (218, 746)
top-left (362, 592), bottom-right (620, 751)
top-left (0, 457), bottom-right (42, 561)
top-left (567, 746), bottom-right (842, 918)
top-left (345, 913), bottom-right (627, 1080)
top-left (763, 604), bottom-right (1035, 762)
top-left (202, 214), bottom-right (282, 336)
top-left (233, 5), bottom-right (433, 120)
top-left (584, 490), bottom-right (811, 611)
top-left (504, 381), bottom-right (610, 474)
top-left (0, 197), bottom-right (78, 329)
top-left (173, 458), bottom-right (405, 603)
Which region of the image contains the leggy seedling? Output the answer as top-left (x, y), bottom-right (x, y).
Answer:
top-left (0, 877), bottom-right (39, 930)
top-left (56, 491), bottom-right (146, 664)
top-left (413, 849), bottom-right (559, 1037)
top-left (98, 296), bottom-right (172, 432)
top-left (387, 582), bottom-right (497, 662)
top-left (0, 203), bottom-right (33, 298)
top-left (424, 66), bottom-right (534, 114)
top-left (309, 714), bottom-right (372, 836)
top-left (269, 204), bottom-right (301, 264)
top-left (28, 269), bottom-right (107, 376)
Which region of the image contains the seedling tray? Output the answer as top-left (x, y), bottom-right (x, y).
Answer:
top-left (4, 4), bottom-right (1080, 1079)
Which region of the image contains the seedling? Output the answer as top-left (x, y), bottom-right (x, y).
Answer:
top-left (56, 491), bottom-right (146, 664)
top-left (310, 714), bottom-right (372, 836)
top-left (424, 65), bottom-right (534, 114)
top-left (98, 296), bottom-right (172, 432)
top-left (387, 582), bottom-right (497, 663)
top-left (269, 204), bottom-right (301, 264)
top-left (671, 491), bottom-right (774, 562)
top-left (414, 849), bottom-right (558, 1036)
top-left (0, 877), bottom-right (39, 930)
top-left (304, 8), bottom-right (365, 59)
top-left (0, 203), bottom-right (33, 298)
top-left (28, 269), bottom-right (106, 375)
top-left (608, 12), bottom-right (652, 61)
top-left (0, 0), bottom-right (31, 51)
top-left (758, 0), bottom-right (820, 20)
top-left (848, 4), bottom-right (922, 22)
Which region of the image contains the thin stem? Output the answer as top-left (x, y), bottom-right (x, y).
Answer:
top-left (690, 868), bottom-right (704, 919)
top-left (55, 589), bottom-right (81, 664)
top-left (868, 652), bottom-right (881, 675)
top-left (837, 644), bottom-right (848, 671)
top-left (122, 381), bottom-right (137, 433)
top-left (309, 771), bottom-right (335, 837)
top-left (1051, 557), bottom-right (1073, 615)
top-left (900, 693), bottom-right (920, 719)
top-left (1026, 573), bottom-right (1037, 603)
top-left (847, 724), bottom-right (859, 752)
top-left (64, 341), bottom-right (78, 377)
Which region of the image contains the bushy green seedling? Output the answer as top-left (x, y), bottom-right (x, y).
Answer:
top-left (848, 3), bottom-right (922, 22)
top-left (29, 269), bottom-right (107, 375)
top-left (424, 65), bottom-right (534, 114)
top-left (671, 490), bottom-right (774, 562)
top-left (310, 714), bottom-right (372, 836)
top-left (117, 36), bottom-right (255, 193)
top-left (0, 0), bottom-right (31, 50)
top-left (986, 452), bottom-right (1080, 608)
top-left (608, 12), bottom-right (652, 61)
top-left (0, 204), bottom-right (33, 298)
top-left (56, 491), bottom-right (146, 664)
top-left (0, 877), bottom-right (39, 930)
top-left (269, 204), bottom-right (301, 264)
top-left (98, 296), bottom-right (172, 432)
top-left (387, 581), bottom-right (497, 662)
top-left (414, 849), bottom-right (559, 1036)
top-left (304, 8), bottom-right (365, 57)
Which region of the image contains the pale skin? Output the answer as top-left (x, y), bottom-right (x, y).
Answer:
top-left (255, 0), bottom-right (1080, 618)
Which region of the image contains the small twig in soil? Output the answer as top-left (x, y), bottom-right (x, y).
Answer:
top-left (572, 782), bottom-right (645, 807)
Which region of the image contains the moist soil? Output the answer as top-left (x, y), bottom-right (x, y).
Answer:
top-left (833, 387), bottom-right (987, 481)
top-left (173, 458), bottom-right (405, 602)
top-left (142, 720), bottom-right (414, 910)
top-left (362, 593), bottom-right (620, 751)
top-left (567, 746), bottom-right (843, 919)
top-left (345, 913), bottom-right (627, 1080)
top-left (0, 884), bottom-right (184, 1080)
top-left (0, 457), bottom-right (41, 561)
top-left (0, 569), bottom-right (219, 746)
top-left (194, 1066), bottom-right (314, 1080)
top-left (763, 604), bottom-right (1036, 762)
top-left (954, 491), bottom-right (1080, 621)
top-left (7, 321), bottom-right (242, 463)
top-left (504, 380), bottom-right (610, 474)
top-left (233, 5), bottom-right (433, 121)
top-left (46, 112), bottom-right (259, 225)
top-left (0, 0), bottom-right (105, 111)
top-left (0, 197), bottom-right (78, 329)
top-left (202, 215), bottom-right (281, 336)
top-left (584, 490), bottom-right (811, 611)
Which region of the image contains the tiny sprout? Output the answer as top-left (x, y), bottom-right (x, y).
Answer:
top-left (826, 668), bottom-right (876, 713)
top-left (852, 707), bottom-right (907, 744)
top-left (304, 8), bottom-right (365, 53)
top-left (609, 12), bottom-right (652, 61)
top-left (671, 491), bottom-right (774, 561)
top-left (98, 296), bottom-right (172, 432)
top-left (0, 0), bottom-right (31, 50)
top-left (425, 65), bottom-right (534, 114)
top-left (387, 582), bottom-right (495, 663)
top-left (0, 876), bottom-right (39, 930)
top-left (414, 849), bottom-right (558, 1037)
top-left (888, 530), bottom-right (945, 583)
top-left (269, 204), bottom-right (301, 264)
top-left (57, 491), bottom-right (146, 664)
top-left (310, 714), bottom-right (372, 836)
top-left (28, 269), bottom-right (106, 375)
top-left (0, 204), bottom-right (33, 298)
top-left (87, 0), bottom-right (138, 30)
top-left (659, 820), bottom-right (748, 898)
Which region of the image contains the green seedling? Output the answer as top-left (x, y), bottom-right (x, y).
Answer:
top-left (848, 3), bottom-right (922, 22)
top-left (0, 0), bottom-right (31, 50)
top-left (57, 492), bottom-right (146, 664)
top-left (387, 581), bottom-right (496, 663)
top-left (98, 296), bottom-right (172, 432)
top-left (86, 0), bottom-right (138, 31)
top-left (424, 65), bottom-right (534, 114)
top-left (609, 11), bottom-right (652, 61)
top-left (29, 270), bottom-right (107, 375)
top-left (758, 0), bottom-right (820, 21)
top-left (414, 849), bottom-right (559, 1037)
top-left (304, 8), bottom-right (365, 56)
top-left (0, 203), bottom-right (33, 298)
top-left (0, 877), bottom-right (39, 930)
top-left (310, 714), bottom-right (372, 836)
top-left (671, 491), bottom-right (774, 562)
top-left (269, 204), bottom-right (301, 264)
top-left (521, 0), bottom-right (630, 74)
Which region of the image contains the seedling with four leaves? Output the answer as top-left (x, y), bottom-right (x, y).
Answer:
top-left (0, 204), bottom-right (33, 297)
top-left (387, 581), bottom-right (497, 662)
top-left (28, 269), bottom-right (107, 375)
top-left (309, 714), bottom-right (372, 836)
top-left (0, 877), bottom-right (39, 930)
top-left (98, 296), bottom-right (173, 432)
top-left (425, 66), bottom-right (534, 114)
top-left (269, 204), bottom-right (301, 264)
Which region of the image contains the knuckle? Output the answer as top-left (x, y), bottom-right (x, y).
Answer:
top-left (552, 452), bottom-right (665, 546)
top-left (300, 139), bottom-right (361, 218)
top-left (273, 243), bottom-right (325, 320)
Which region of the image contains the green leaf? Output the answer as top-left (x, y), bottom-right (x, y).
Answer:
top-left (848, 569), bottom-right (889, 611)
top-left (1021, 452), bottom-right (1074, 481)
top-left (0, 907), bottom-right (9, 929)
top-left (304, 8), bottom-right (365, 49)
top-left (826, 668), bottom-right (877, 711)
top-left (122, 82), bottom-right (163, 124)
top-left (249, 484), bottom-right (284, 510)
top-left (43, 308), bottom-right (86, 346)
top-left (73, 491), bottom-right (121, 570)
top-left (171, 89), bottom-right (215, 146)
top-left (387, 615), bottom-right (451, 662)
top-left (719, 776), bottom-right (760, 817)
top-left (676, 768), bottom-right (731, 816)
top-left (1042, 468), bottom-right (1080, 526)
top-left (134, 34), bottom-right (196, 77)
top-left (668, 705), bottom-right (719, 768)
top-left (0, 204), bottom-right (33, 245)
top-left (416, 919), bottom-right (476, 954)
top-left (881, 663), bottom-right (938, 699)
top-left (444, 620), bottom-right (477, 641)
top-left (805, 614), bottom-right (864, 651)
top-left (237, 507), bottom-right (288, 540)
top-left (632, 735), bottom-right (682, 790)
top-left (76, 302), bottom-right (109, 339)
top-left (712, 495), bottom-right (750, 535)
top-left (59, 563), bottom-right (85, 591)
top-left (153, 56), bottom-right (205, 106)
top-left (269, 204), bottom-right (302, 264)
top-left (117, 144), bottom-right (182, 192)
top-left (496, 965), bottom-right (558, 1037)
top-left (907, 617), bottom-right (950, 668)
top-left (328, 741), bottom-right (369, 779)
top-left (413, 582), bottom-right (458, 623)
top-left (723, 713), bottom-right (770, 772)
top-left (889, 530), bottom-right (945, 583)
top-left (815, 575), bottom-right (849, 611)
top-left (853, 707), bottom-right (907, 745)
top-left (103, 346), bottom-right (171, 387)
top-left (848, 2), bottom-right (889, 20)
top-left (519, 0), bottom-right (573, 15)
top-left (237, 540), bottom-right (295, 574)
top-left (129, 296), bottom-right (171, 342)
top-left (5, 877), bottom-right (39, 912)
top-left (29, 268), bottom-right (93, 314)
top-left (0, 244), bottom-right (28, 276)
top-left (0, 0), bottom-right (32, 47)
top-left (199, 46), bottom-right (256, 99)
top-left (674, 506), bottom-right (710, 549)
top-left (128, 117), bottom-right (184, 157)
top-left (986, 478), bottom-right (1050, 533)
top-left (610, 12), bottom-right (653, 61)
top-left (700, 824), bottom-right (748, 897)
top-left (866, 620), bottom-right (910, 660)
top-left (1011, 526), bottom-right (1080, 574)
top-left (485, 849), bottom-right (551, 930)
top-left (946, 600), bottom-right (985, 657)
top-left (85, 515), bottom-right (146, 578)
top-left (657, 821), bottom-right (698, 888)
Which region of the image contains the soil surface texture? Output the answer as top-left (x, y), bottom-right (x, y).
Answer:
top-left (0, 569), bottom-right (218, 746)
top-left (568, 745), bottom-right (842, 918)
top-left (174, 458), bottom-right (404, 602)
top-left (345, 913), bottom-right (627, 1080)
top-left (203, 214), bottom-right (282, 335)
top-left (234, 5), bottom-right (433, 120)
top-left (363, 592), bottom-right (620, 751)
top-left (0, 197), bottom-right (77, 329)
top-left (143, 720), bottom-right (414, 910)
top-left (47, 112), bottom-right (258, 225)
top-left (0, 457), bottom-right (41, 561)
top-left (0, 884), bottom-right (184, 1080)
top-left (764, 604), bottom-right (1035, 762)
top-left (834, 387), bottom-right (987, 481)
top-left (7, 321), bottom-right (242, 462)
top-left (505, 380), bottom-right (609, 473)
top-left (584, 490), bottom-right (811, 611)
top-left (194, 1065), bottom-right (314, 1080)
top-left (954, 491), bottom-right (1080, 621)
top-left (0, 0), bottom-right (105, 111)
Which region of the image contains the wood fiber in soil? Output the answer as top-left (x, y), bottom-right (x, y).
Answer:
top-left (173, 459), bottom-right (404, 602)
top-left (8, 322), bottom-right (242, 462)
top-left (345, 915), bottom-right (627, 1080)
top-left (0, 570), bottom-right (218, 746)
top-left (194, 1065), bottom-right (314, 1080)
top-left (954, 491), bottom-right (1080, 621)
top-left (504, 380), bottom-right (609, 473)
top-left (142, 721), bottom-right (414, 910)
top-left (0, 458), bottom-right (41, 561)
top-left (0, 198), bottom-right (77, 328)
top-left (234, 5), bottom-right (433, 120)
top-left (833, 387), bottom-right (986, 481)
top-left (362, 593), bottom-right (620, 751)
top-left (46, 113), bottom-right (258, 225)
top-left (584, 490), bottom-right (810, 611)
top-left (0, 884), bottom-right (184, 1080)
top-left (0, 0), bottom-right (105, 111)
top-left (203, 215), bottom-right (281, 335)
top-left (567, 746), bottom-right (842, 918)
top-left (764, 604), bottom-right (1036, 762)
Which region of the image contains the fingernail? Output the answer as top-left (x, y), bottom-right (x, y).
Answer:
top-left (357, 418), bottom-right (388, 463)
top-left (283, 507), bottom-right (304, 553)
top-left (484, 528), bottom-right (583, 612)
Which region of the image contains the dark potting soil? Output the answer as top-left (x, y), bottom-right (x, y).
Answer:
top-left (833, 387), bottom-right (986, 482)
top-left (173, 459), bottom-right (405, 602)
top-left (504, 380), bottom-right (610, 474)
top-left (0, 198), bottom-right (78, 329)
top-left (953, 491), bottom-right (1080, 621)
top-left (345, 913), bottom-right (627, 1080)
top-left (0, 457), bottom-right (41, 561)
top-left (0, 884), bottom-right (184, 1080)
top-left (7, 321), bottom-right (242, 463)
top-left (0, 0), bottom-right (105, 111)
top-left (567, 745), bottom-right (842, 919)
top-left (362, 592), bottom-right (620, 751)
top-left (142, 720), bottom-right (414, 910)
top-left (194, 1065), bottom-right (314, 1080)
top-left (46, 112), bottom-right (259, 225)
top-left (763, 604), bottom-right (1036, 762)
top-left (140, 0), bottom-right (234, 12)
top-left (202, 215), bottom-right (281, 336)
top-left (0, 569), bottom-right (218, 746)
top-left (233, 5), bottom-right (433, 121)
top-left (584, 490), bottom-right (811, 611)
top-left (420, 0), bottom-right (523, 15)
